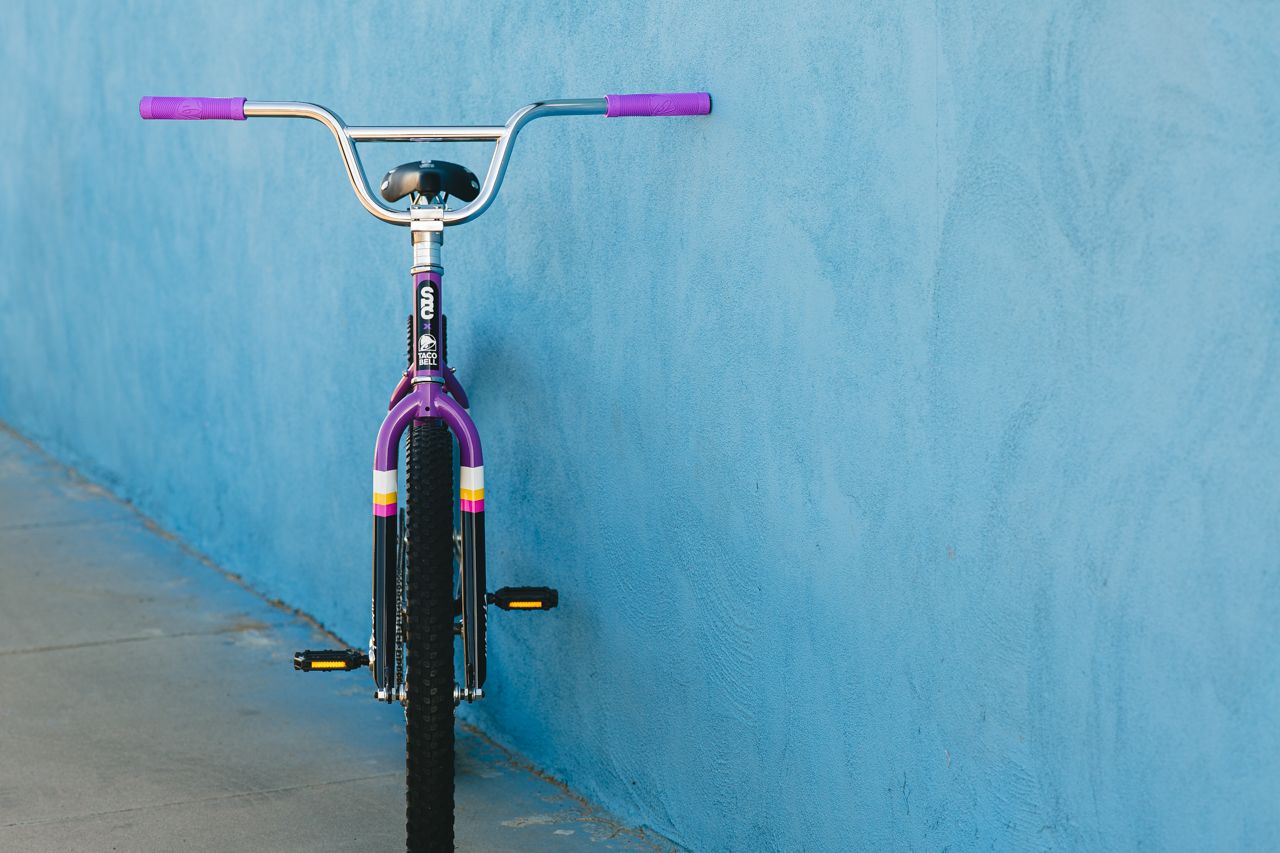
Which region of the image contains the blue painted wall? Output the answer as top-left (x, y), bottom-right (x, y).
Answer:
top-left (3, 2), bottom-right (1278, 849)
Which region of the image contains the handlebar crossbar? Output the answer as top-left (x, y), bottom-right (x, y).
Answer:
top-left (140, 93), bottom-right (711, 227)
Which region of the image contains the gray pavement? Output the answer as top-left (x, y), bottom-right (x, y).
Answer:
top-left (0, 426), bottom-right (671, 853)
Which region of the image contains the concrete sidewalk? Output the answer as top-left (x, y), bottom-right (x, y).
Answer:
top-left (0, 427), bottom-right (670, 852)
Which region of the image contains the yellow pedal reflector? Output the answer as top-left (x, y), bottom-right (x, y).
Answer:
top-left (293, 649), bottom-right (368, 671)
top-left (490, 586), bottom-right (558, 610)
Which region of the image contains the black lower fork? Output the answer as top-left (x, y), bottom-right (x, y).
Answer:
top-left (370, 485), bottom-right (400, 700)
top-left (456, 508), bottom-right (486, 702)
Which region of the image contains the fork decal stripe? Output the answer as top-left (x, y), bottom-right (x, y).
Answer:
top-left (373, 468), bottom-right (397, 516)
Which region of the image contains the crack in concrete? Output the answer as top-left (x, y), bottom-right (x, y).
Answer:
top-left (0, 621), bottom-right (282, 658)
top-left (0, 516), bottom-right (133, 534)
top-left (0, 772), bottom-right (401, 829)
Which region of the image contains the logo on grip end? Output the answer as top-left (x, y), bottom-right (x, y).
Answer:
top-left (650, 96), bottom-right (677, 115)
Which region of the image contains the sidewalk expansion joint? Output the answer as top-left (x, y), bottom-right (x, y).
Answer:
top-left (0, 517), bottom-right (133, 534)
top-left (0, 621), bottom-right (285, 658)
top-left (0, 772), bottom-right (401, 829)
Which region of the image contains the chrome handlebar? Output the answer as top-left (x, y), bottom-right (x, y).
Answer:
top-left (242, 99), bottom-right (608, 226)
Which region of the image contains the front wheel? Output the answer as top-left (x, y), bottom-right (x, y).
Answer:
top-left (403, 419), bottom-right (455, 852)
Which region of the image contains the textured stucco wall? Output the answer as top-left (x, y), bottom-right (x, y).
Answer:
top-left (3, 2), bottom-right (1279, 850)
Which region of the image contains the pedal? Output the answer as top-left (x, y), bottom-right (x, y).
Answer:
top-left (293, 649), bottom-right (369, 671)
top-left (488, 586), bottom-right (558, 611)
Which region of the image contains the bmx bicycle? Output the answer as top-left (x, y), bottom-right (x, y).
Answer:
top-left (140, 90), bottom-right (711, 851)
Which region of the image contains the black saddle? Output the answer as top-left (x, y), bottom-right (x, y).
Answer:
top-left (379, 160), bottom-right (480, 203)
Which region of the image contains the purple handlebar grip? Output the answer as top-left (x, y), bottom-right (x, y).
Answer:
top-left (139, 96), bottom-right (247, 121)
top-left (605, 92), bottom-right (711, 118)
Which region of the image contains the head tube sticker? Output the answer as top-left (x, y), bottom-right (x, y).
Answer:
top-left (417, 279), bottom-right (440, 370)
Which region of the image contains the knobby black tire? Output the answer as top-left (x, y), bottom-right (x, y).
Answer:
top-left (404, 419), bottom-right (455, 852)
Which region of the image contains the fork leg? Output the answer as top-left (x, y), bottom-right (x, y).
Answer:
top-left (430, 391), bottom-right (487, 693)
top-left (370, 391), bottom-right (422, 697)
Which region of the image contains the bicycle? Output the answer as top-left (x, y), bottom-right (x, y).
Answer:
top-left (139, 90), bottom-right (712, 852)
